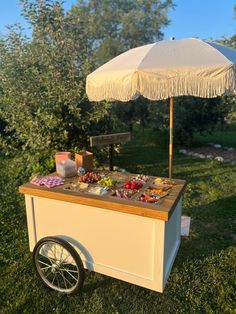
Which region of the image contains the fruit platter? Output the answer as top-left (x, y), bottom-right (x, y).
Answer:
top-left (63, 172), bottom-right (120, 196)
top-left (60, 170), bottom-right (177, 204)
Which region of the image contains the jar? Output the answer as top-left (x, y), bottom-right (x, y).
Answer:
top-left (56, 159), bottom-right (76, 178)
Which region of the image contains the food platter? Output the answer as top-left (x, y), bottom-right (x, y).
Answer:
top-left (21, 170), bottom-right (186, 221)
top-left (60, 171), bottom-right (177, 205)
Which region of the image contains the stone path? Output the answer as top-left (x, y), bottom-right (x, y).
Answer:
top-left (179, 144), bottom-right (236, 164)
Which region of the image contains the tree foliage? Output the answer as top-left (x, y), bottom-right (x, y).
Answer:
top-left (0, 0), bottom-right (173, 173)
top-left (147, 96), bottom-right (234, 145)
top-left (68, 0), bottom-right (173, 65)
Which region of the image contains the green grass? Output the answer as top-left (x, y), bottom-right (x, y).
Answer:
top-left (0, 126), bottom-right (236, 314)
top-left (193, 124), bottom-right (236, 148)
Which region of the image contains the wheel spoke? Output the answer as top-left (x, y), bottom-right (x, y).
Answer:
top-left (41, 253), bottom-right (55, 265)
top-left (59, 271), bottom-right (74, 287)
top-left (54, 244), bottom-right (59, 260)
top-left (38, 260), bottom-right (51, 268)
top-left (55, 272), bottom-right (61, 288)
top-left (49, 244), bottom-right (57, 260)
top-left (46, 255), bottom-right (55, 265)
top-left (44, 269), bottom-right (52, 279)
top-left (58, 271), bottom-right (68, 289)
top-left (38, 252), bottom-right (56, 266)
top-left (51, 274), bottom-right (56, 285)
top-left (40, 265), bottom-right (52, 271)
top-left (59, 246), bottom-right (64, 263)
top-left (61, 268), bottom-right (78, 273)
top-left (60, 268), bottom-right (78, 281)
top-left (62, 253), bottom-right (71, 264)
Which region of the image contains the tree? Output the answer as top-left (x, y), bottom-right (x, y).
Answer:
top-left (214, 6), bottom-right (236, 125)
top-left (218, 34), bottom-right (236, 49)
top-left (146, 95), bottom-right (234, 146)
top-left (0, 0), bottom-right (174, 173)
top-left (0, 1), bottom-right (108, 173)
top-left (68, 0), bottom-right (174, 65)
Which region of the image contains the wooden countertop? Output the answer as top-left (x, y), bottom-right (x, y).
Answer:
top-left (19, 172), bottom-right (186, 221)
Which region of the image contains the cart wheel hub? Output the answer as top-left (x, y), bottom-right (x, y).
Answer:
top-left (52, 262), bottom-right (60, 271)
top-left (51, 267), bottom-right (56, 274)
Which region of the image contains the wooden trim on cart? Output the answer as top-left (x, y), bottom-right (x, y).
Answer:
top-left (19, 177), bottom-right (186, 221)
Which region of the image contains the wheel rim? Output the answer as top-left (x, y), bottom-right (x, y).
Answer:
top-left (35, 241), bottom-right (80, 293)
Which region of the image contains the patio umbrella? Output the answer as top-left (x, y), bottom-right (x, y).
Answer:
top-left (86, 38), bottom-right (236, 178)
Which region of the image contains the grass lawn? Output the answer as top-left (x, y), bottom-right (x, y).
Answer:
top-left (193, 124), bottom-right (236, 148)
top-left (0, 126), bottom-right (236, 314)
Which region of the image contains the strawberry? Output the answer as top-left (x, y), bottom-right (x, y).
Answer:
top-left (137, 181), bottom-right (143, 189)
top-left (124, 180), bottom-right (131, 189)
top-left (131, 181), bottom-right (136, 190)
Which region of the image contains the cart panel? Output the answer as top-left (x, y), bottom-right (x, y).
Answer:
top-left (164, 198), bottom-right (182, 284)
top-left (31, 196), bottom-right (161, 277)
top-left (24, 194), bottom-right (182, 292)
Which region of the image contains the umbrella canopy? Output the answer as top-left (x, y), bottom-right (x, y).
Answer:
top-left (86, 38), bottom-right (236, 178)
top-left (86, 38), bottom-right (236, 102)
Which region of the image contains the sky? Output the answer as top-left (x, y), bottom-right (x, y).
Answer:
top-left (0, 0), bottom-right (235, 41)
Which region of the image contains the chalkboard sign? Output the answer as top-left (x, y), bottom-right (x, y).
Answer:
top-left (90, 132), bottom-right (131, 147)
top-left (90, 132), bottom-right (131, 170)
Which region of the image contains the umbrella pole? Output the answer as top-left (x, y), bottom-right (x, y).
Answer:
top-left (169, 97), bottom-right (173, 179)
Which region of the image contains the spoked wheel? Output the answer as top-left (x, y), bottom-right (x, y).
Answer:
top-left (33, 237), bottom-right (85, 295)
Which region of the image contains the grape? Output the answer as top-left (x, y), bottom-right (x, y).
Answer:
top-left (79, 172), bottom-right (101, 183)
top-left (98, 176), bottom-right (117, 188)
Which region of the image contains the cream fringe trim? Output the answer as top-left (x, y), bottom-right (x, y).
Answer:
top-left (86, 65), bottom-right (236, 102)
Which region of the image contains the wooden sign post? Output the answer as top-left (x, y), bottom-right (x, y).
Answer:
top-left (90, 132), bottom-right (131, 171)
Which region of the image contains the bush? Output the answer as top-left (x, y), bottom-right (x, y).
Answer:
top-left (147, 96), bottom-right (234, 146)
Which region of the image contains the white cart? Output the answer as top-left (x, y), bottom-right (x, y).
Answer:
top-left (19, 174), bottom-right (186, 294)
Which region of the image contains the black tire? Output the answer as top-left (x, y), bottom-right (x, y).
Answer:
top-left (33, 236), bottom-right (85, 295)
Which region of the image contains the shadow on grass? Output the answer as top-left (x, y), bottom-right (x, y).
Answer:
top-left (83, 272), bottom-right (114, 293)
